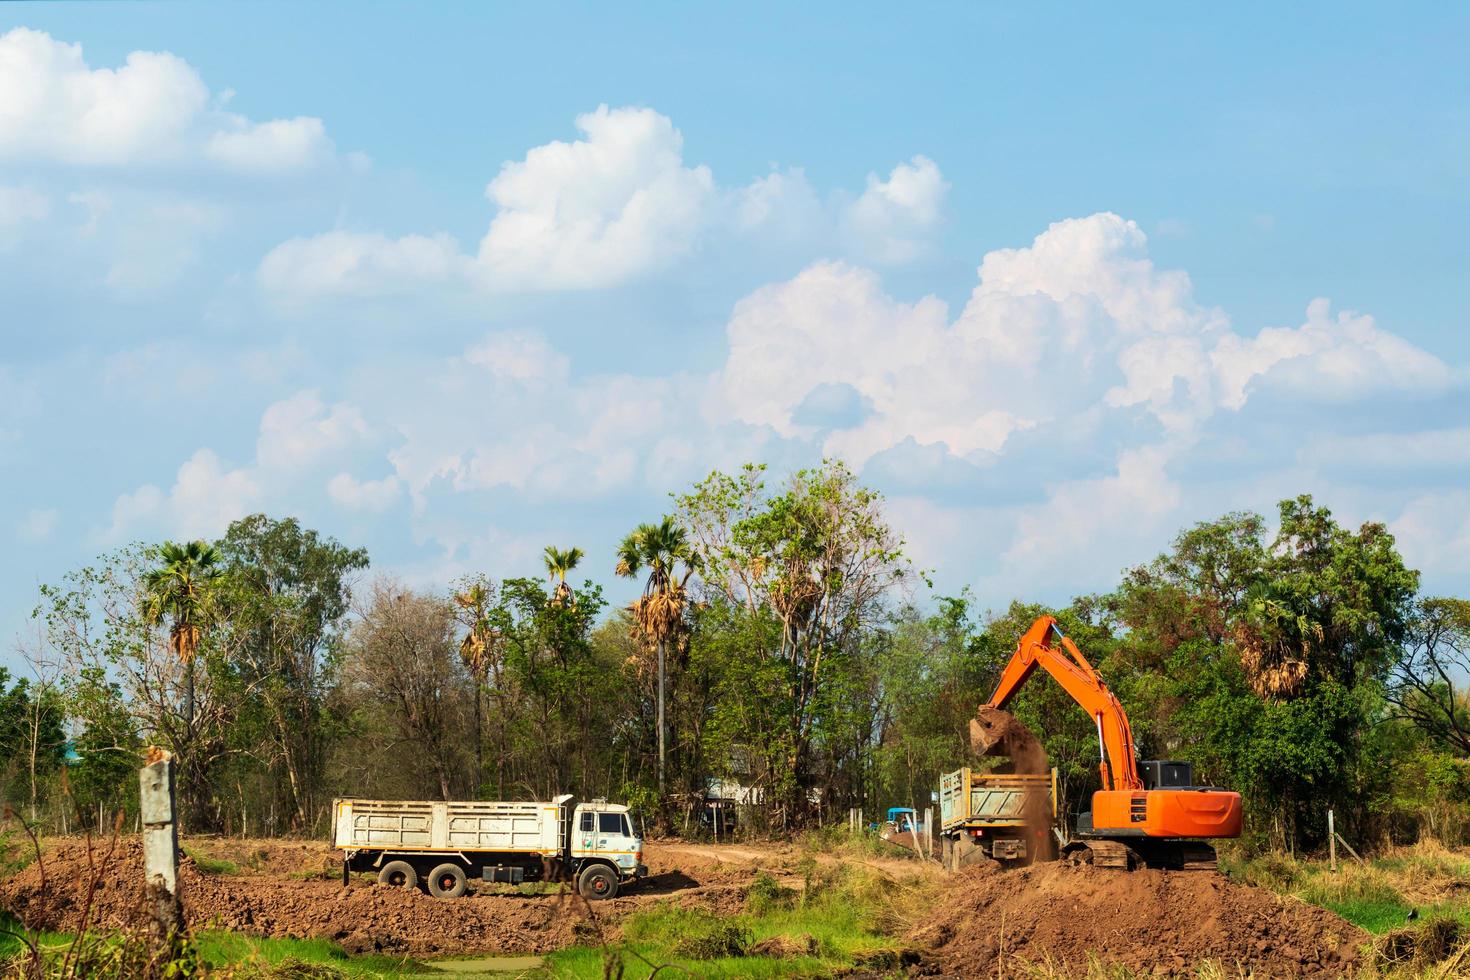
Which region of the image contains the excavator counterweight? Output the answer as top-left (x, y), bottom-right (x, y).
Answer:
top-left (980, 616), bottom-right (1242, 870)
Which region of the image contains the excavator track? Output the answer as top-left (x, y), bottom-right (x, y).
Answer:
top-left (1174, 842), bottom-right (1220, 871)
top-left (1065, 840), bottom-right (1136, 869)
top-left (1066, 839), bottom-right (1218, 871)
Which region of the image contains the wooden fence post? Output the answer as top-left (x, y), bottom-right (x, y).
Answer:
top-left (139, 748), bottom-right (183, 940)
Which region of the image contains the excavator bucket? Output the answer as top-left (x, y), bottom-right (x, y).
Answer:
top-left (969, 707), bottom-right (1047, 773)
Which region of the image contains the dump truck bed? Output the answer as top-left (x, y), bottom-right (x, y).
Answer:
top-left (939, 767), bottom-right (1055, 831)
top-left (332, 798), bottom-right (568, 855)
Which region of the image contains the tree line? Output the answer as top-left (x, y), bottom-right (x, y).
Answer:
top-left (3, 460), bottom-right (1467, 853)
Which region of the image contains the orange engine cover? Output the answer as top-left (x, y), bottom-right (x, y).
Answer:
top-left (1092, 788), bottom-right (1242, 839)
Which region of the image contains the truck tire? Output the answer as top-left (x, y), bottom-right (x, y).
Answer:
top-left (577, 863), bottom-right (619, 900)
top-left (427, 862), bottom-right (468, 899)
top-left (377, 860), bottom-right (417, 889)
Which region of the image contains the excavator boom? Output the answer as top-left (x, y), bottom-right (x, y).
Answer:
top-left (986, 616), bottom-right (1141, 792)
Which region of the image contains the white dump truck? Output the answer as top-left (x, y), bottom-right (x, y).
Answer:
top-left (332, 794), bottom-right (646, 900)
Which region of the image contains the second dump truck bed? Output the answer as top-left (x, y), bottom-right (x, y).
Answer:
top-left (938, 767), bottom-right (1056, 866)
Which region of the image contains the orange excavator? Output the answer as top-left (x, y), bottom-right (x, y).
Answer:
top-left (978, 615), bottom-right (1242, 869)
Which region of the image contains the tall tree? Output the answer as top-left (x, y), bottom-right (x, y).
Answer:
top-left (453, 577), bottom-right (498, 797)
top-left (342, 581), bottom-right (471, 801)
top-left (41, 545), bottom-right (246, 831)
top-left (616, 517), bottom-right (698, 796)
top-left (543, 546), bottom-right (585, 608)
top-left (219, 515), bottom-right (368, 830)
top-left (1388, 598), bottom-right (1470, 755)
top-left (0, 667), bottom-right (65, 822)
top-left (492, 577), bottom-right (608, 798)
top-left (678, 461), bottom-right (909, 822)
top-left (1111, 496), bottom-right (1419, 849)
top-left (141, 541), bottom-right (221, 745)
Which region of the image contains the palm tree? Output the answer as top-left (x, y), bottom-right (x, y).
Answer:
top-left (542, 546), bottom-right (584, 608)
top-left (614, 517), bottom-right (698, 795)
top-left (142, 540), bottom-right (222, 739)
top-left (453, 581), bottom-right (498, 797)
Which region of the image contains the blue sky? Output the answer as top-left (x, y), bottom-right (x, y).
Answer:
top-left (2, 3), bottom-right (1467, 668)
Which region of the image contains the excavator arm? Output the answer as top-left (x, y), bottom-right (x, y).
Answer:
top-left (985, 616), bottom-right (1142, 792)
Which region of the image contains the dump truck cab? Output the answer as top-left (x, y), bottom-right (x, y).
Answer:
top-left (570, 799), bottom-right (646, 892)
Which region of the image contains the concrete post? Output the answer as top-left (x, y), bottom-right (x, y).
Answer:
top-left (1328, 809), bottom-right (1337, 872)
top-left (139, 748), bottom-right (184, 939)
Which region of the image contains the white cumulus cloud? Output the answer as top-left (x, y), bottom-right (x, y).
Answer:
top-left (256, 391), bottom-right (371, 470)
top-left (327, 472), bottom-right (401, 511)
top-left (844, 155), bottom-right (949, 264)
top-left (0, 27), bottom-right (338, 173)
top-left (256, 105), bottom-right (948, 299)
top-left (103, 449), bottom-right (260, 542)
top-left (1212, 297), bottom-right (1451, 407)
top-left (716, 213), bottom-right (1450, 465)
top-left (258, 231), bottom-right (467, 299)
top-left (476, 105), bottom-right (716, 289)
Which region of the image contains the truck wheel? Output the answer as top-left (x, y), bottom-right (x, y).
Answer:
top-left (377, 860), bottom-right (417, 889)
top-left (427, 862), bottom-right (468, 899)
top-left (577, 864), bottom-right (619, 900)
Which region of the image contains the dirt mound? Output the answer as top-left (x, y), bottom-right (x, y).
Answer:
top-left (969, 706), bottom-right (1047, 773)
top-left (185, 837), bottom-right (338, 878)
top-left (911, 862), bottom-right (1365, 977)
top-left (0, 838), bottom-right (618, 956)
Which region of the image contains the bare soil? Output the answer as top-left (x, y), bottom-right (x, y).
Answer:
top-left (911, 861), bottom-right (1365, 977)
top-left (0, 837), bottom-right (757, 957)
top-left (0, 834), bottom-right (1369, 974)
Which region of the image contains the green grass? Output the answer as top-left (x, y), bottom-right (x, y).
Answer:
top-left (545, 944), bottom-right (829, 978)
top-left (542, 862), bottom-right (920, 979)
top-left (1, 914), bottom-right (430, 978)
top-left (196, 932), bottom-right (428, 976)
top-left (1224, 841), bottom-right (1470, 935)
top-left (184, 846), bottom-right (242, 876)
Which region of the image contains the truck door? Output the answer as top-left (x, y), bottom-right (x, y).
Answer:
top-left (597, 811), bottom-right (624, 852)
top-left (575, 808), bottom-right (596, 853)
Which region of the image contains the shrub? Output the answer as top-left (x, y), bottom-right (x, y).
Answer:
top-left (745, 871), bottom-right (796, 914)
top-left (671, 924), bottom-right (751, 960)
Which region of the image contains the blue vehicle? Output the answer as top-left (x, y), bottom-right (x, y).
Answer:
top-left (878, 806), bottom-right (925, 836)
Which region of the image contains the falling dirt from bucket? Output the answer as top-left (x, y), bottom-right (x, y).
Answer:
top-left (969, 706), bottom-right (1047, 774)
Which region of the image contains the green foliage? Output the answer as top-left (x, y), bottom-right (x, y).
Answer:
top-left (1109, 496), bottom-right (1427, 849)
top-left (195, 931), bottom-right (421, 976)
top-left (0, 667), bottom-right (66, 815)
top-left (678, 460), bottom-right (910, 823)
top-left (672, 923), bottom-right (753, 960)
top-left (746, 871), bottom-right (798, 914)
top-left (65, 670), bottom-right (141, 821)
top-left (573, 867), bottom-right (915, 979)
top-left (11, 476), bottom-right (1469, 860)
top-left (219, 515), bottom-right (369, 830)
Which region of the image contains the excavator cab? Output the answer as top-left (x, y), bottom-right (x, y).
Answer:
top-left (1137, 760), bottom-right (1194, 790)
